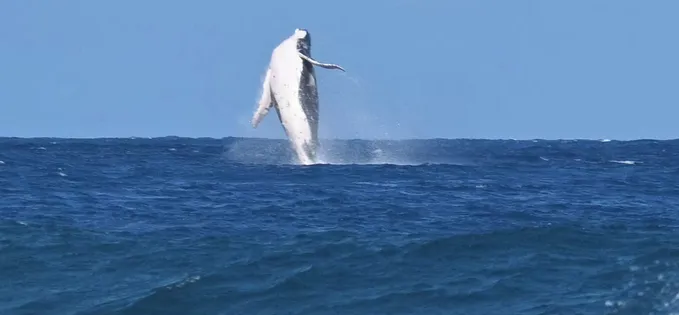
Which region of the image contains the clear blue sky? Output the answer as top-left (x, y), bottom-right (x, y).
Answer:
top-left (1, 1), bottom-right (677, 140)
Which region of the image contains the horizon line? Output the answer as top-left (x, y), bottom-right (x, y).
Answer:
top-left (0, 135), bottom-right (677, 142)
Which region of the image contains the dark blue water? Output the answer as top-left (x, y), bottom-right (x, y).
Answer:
top-left (2, 137), bottom-right (679, 315)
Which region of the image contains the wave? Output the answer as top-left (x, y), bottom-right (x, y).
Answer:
top-left (42, 223), bottom-right (679, 315)
top-left (2, 136), bottom-right (677, 167)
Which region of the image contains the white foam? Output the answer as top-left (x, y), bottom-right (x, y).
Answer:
top-left (610, 160), bottom-right (637, 165)
top-left (314, 149), bottom-right (419, 166)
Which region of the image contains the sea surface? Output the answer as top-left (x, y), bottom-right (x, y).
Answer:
top-left (1, 137), bottom-right (679, 315)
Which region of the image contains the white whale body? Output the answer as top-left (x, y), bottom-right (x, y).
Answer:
top-left (251, 28), bottom-right (345, 165)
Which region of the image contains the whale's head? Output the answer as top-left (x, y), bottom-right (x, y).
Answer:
top-left (293, 28), bottom-right (311, 53)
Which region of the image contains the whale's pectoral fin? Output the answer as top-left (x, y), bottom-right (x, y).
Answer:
top-left (252, 68), bottom-right (274, 128)
top-left (298, 52), bottom-right (346, 72)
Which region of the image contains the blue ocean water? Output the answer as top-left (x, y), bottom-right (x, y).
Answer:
top-left (1, 137), bottom-right (678, 315)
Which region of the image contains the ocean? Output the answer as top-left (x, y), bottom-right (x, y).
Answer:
top-left (1, 136), bottom-right (678, 315)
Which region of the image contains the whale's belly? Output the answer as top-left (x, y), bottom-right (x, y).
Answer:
top-left (269, 47), bottom-right (317, 163)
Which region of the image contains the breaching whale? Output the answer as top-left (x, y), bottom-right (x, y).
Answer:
top-left (251, 28), bottom-right (345, 165)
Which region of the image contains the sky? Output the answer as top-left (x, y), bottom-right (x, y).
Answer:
top-left (1, 1), bottom-right (678, 140)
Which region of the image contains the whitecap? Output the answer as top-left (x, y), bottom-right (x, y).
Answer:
top-left (610, 160), bottom-right (637, 165)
